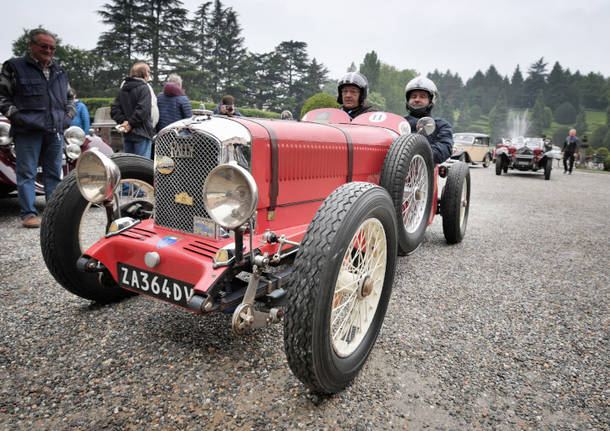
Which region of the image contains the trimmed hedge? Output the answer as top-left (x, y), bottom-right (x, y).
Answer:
top-left (300, 93), bottom-right (340, 119)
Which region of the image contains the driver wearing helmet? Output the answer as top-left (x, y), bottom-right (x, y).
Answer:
top-left (404, 76), bottom-right (453, 164)
top-left (337, 72), bottom-right (376, 119)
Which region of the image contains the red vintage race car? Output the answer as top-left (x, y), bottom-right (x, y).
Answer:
top-left (0, 116), bottom-right (113, 197)
top-left (41, 108), bottom-right (471, 394)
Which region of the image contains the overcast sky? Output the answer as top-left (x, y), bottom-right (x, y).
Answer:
top-left (2, 0), bottom-right (609, 82)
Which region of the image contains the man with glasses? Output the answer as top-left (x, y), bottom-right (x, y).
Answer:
top-left (0, 28), bottom-right (75, 228)
top-left (337, 72), bottom-right (376, 119)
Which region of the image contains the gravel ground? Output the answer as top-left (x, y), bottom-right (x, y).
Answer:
top-left (1, 166), bottom-right (608, 430)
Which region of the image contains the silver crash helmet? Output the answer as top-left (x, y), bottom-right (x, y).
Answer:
top-left (405, 76), bottom-right (438, 117)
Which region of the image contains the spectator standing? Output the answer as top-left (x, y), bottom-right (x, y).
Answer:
top-left (71, 90), bottom-right (90, 133)
top-left (213, 95), bottom-right (242, 117)
top-left (110, 62), bottom-right (154, 158)
top-left (156, 73), bottom-right (192, 131)
top-left (562, 128), bottom-right (580, 174)
top-left (0, 28), bottom-right (75, 228)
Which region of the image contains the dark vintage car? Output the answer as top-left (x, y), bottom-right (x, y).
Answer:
top-left (40, 108), bottom-right (471, 394)
top-left (495, 136), bottom-right (555, 180)
top-left (0, 115), bottom-right (113, 197)
top-left (451, 132), bottom-right (493, 167)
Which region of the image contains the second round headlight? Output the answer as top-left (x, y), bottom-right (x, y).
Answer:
top-left (202, 162), bottom-right (258, 230)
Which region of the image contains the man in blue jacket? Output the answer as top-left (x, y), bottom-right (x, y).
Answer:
top-left (403, 76), bottom-right (453, 164)
top-left (156, 73), bottom-right (192, 131)
top-left (0, 28), bottom-right (75, 228)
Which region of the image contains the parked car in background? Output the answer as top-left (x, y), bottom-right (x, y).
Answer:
top-left (91, 106), bottom-right (123, 152)
top-left (495, 136), bottom-right (555, 180)
top-left (41, 108), bottom-right (471, 394)
top-left (0, 115), bottom-right (113, 197)
top-left (451, 132), bottom-right (493, 167)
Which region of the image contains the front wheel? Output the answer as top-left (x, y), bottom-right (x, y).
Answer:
top-left (544, 157), bottom-right (552, 180)
top-left (40, 154), bottom-right (154, 303)
top-left (380, 134), bottom-right (434, 255)
top-left (482, 154), bottom-right (490, 168)
top-left (441, 161), bottom-right (470, 244)
top-left (284, 182), bottom-right (397, 394)
top-left (495, 156), bottom-right (503, 175)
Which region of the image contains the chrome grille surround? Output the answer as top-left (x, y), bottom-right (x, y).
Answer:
top-left (153, 117), bottom-right (252, 235)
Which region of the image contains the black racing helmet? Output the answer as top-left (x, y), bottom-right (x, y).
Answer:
top-left (337, 72), bottom-right (368, 105)
top-left (405, 76), bottom-right (438, 117)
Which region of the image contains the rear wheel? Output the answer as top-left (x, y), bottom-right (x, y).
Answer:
top-left (284, 182), bottom-right (397, 394)
top-left (544, 157), bottom-right (552, 180)
top-left (380, 134), bottom-right (434, 255)
top-left (40, 154), bottom-right (154, 303)
top-left (441, 162), bottom-right (470, 244)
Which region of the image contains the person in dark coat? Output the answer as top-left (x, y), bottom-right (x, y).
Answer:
top-left (403, 76), bottom-right (453, 164)
top-left (156, 73), bottom-right (192, 131)
top-left (337, 72), bottom-right (376, 119)
top-left (213, 95), bottom-right (243, 117)
top-left (562, 128), bottom-right (580, 174)
top-left (110, 62), bottom-right (154, 159)
top-left (0, 28), bottom-right (75, 228)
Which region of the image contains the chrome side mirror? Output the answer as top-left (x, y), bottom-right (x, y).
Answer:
top-left (416, 117), bottom-right (436, 136)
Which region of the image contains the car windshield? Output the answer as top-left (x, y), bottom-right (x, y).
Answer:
top-left (454, 135), bottom-right (474, 145)
top-left (523, 138), bottom-right (543, 149)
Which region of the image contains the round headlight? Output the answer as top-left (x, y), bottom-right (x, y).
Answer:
top-left (203, 162), bottom-right (258, 230)
top-left (0, 122), bottom-right (12, 146)
top-left (76, 149), bottom-right (121, 203)
top-left (64, 126), bottom-right (86, 147)
top-left (65, 143), bottom-right (82, 160)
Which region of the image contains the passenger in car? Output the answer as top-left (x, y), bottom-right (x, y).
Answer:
top-left (403, 76), bottom-right (453, 164)
top-left (337, 72), bottom-right (376, 119)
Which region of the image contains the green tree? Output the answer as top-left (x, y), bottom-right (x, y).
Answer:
top-left (300, 93), bottom-right (339, 118)
top-left (529, 91), bottom-right (549, 135)
top-left (574, 109), bottom-right (587, 136)
top-left (367, 92), bottom-right (386, 110)
top-left (578, 72), bottom-right (608, 110)
top-left (347, 62), bottom-right (357, 72)
top-left (454, 106), bottom-right (472, 132)
top-left (275, 40), bottom-right (310, 114)
top-left (303, 58), bottom-right (329, 102)
top-left (488, 90), bottom-right (508, 141)
top-left (509, 65), bottom-right (526, 108)
top-left (553, 102), bottom-right (577, 124)
top-left (524, 57), bottom-right (548, 107)
top-left (359, 51), bottom-right (380, 91)
top-left (377, 63), bottom-right (416, 115)
top-left (470, 105), bottom-right (482, 120)
top-left (552, 127), bottom-right (570, 146)
top-left (590, 125), bottom-right (609, 148)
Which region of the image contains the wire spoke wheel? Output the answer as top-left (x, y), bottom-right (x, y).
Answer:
top-left (331, 218), bottom-right (387, 357)
top-left (402, 154), bottom-right (428, 233)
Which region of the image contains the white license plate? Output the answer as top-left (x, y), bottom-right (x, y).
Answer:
top-left (118, 263), bottom-right (195, 308)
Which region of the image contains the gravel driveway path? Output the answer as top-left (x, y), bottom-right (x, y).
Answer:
top-left (1, 167), bottom-right (608, 430)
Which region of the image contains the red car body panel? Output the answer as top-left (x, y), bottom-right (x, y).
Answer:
top-left (81, 110), bottom-right (434, 307)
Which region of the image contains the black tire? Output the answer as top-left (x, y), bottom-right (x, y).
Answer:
top-left (482, 154), bottom-right (490, 168)
top-left (495, 156), bottom-right (503, 175)
top-left (40, 153), bottom-right (154, 303)
top-left (544, 157), bottom-right (552, 180)
top-left (502, 158), bottom-right (508, 173)
top-left (380, 134), bottom-right (434, 255)
top-left (284, 182), bottom-right (397, 394)
top-left (441, 161), bottom-right (470, 244)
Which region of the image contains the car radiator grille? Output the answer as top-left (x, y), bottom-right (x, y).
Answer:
top-left (153, 130), bottom-right (220, 234)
